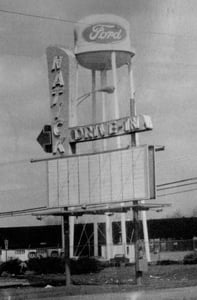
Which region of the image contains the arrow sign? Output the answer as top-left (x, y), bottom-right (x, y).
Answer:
top-left (37, 125), bottom-right (52, 153)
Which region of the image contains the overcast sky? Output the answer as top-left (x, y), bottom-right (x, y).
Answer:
top-left (1, 0), bottom-right (197, 226)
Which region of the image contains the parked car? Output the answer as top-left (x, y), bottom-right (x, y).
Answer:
top-left (89, 256), bottom-right (110, 267)
top-left (110, 254), bottom-right (129, 267)
top-left (70, 256), bottom-right (103, 274)
top-left (183, 252), bottom-right (197, 264)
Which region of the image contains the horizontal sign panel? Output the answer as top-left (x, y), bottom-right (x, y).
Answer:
top-left (69, 115), bottom-right (152, 143)
top-left (47, 145), bottom-right (156, 208)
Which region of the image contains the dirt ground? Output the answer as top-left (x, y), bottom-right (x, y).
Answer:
top-left (7, 263), bottom-right (197, 292)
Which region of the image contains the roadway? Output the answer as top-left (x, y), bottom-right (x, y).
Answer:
top-left (1, 285), bottom-right (197, 300)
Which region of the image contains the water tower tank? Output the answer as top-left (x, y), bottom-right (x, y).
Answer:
top-left (74, 14), bottom-right (135, 70)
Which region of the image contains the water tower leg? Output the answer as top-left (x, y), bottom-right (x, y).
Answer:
top-left (69, 216), bottom-right (75, 258)
top-left (111, 51), bottom-right (121, 148)
top-left (92, 69), bottom-right (97, 152)
top-left (74, 62), bottom-right (79, 125)
top-left (141, 205), bottom-right (151, 262)
top-left (61, 214), bottom-right (65, 251)
top-left (128, 62), bottom-right (137, 145)
top-left (94, 220), bottom-right (98, 256)
top-left (100, 70), bottom-right (107, 150)
top-left (121, 212), bottom-right (127, 256)
top-left (106, 214), bottom-right (112, 260)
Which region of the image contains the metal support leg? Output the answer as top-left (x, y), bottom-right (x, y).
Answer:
top-left (133, 202), bottom-right (142, 285)
top-left (64, 213), bottom-right (71, 286)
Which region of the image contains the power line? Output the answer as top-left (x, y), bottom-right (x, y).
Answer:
top-left (157, 181), bottom-right (197, 191)
top-left (0, 185), bottom-right (46, 194)
top-left (157, 155), bottom-right (197, 164)
top-left (0, 177), bottom-right (194, 194)
top-left (0, 166), bottom-right (195, 194)
top-left (0, 158), bottom-right (196, 194)
top-left (0, 8), bottom-right (197, 41)
top-left (1, 153), bottom-right (197, 168)
top-left (137, 59), bottom-right (197, 68)
top-left (0, 159), bottom-right (30, 166)
top-left (0, 185), bottom-right (196, 218)
top-left (157, 187), bottom-right (197, 198)
top-left (157, 177), bottom-right (197, 187)
top-left (0, 8), bottom-right (79, 24)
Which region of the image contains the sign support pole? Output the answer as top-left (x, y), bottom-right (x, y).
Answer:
top-left (61, 210), bottom-right (65, 251)
top-left (63, 209), bottom-right (71, 286)
top-left (129, 61), bottom-right (142, 285)
top-left (133, 204), bottom-right (142, 285)
top-left (128, 61), bottom-right (151, 270)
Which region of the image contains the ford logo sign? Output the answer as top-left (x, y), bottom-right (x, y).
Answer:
top-left (83, 23), bottom-right (127, 43)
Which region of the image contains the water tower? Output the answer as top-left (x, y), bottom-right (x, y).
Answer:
top-left (74, 15), bottom-right (136, 259)
top-left (74, 14), bottom-right (135, 148)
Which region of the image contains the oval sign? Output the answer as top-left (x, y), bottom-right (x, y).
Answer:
top-left (82, 23), bottom-right (127, 43)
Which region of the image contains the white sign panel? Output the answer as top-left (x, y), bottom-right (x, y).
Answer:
top-left (47, 146), bottom-right (155, 208)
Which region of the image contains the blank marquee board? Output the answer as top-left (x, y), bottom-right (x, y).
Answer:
top-left (47, 145), bottom-right (156, 208)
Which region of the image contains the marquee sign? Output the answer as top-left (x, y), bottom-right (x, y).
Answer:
top-left (47, 145), bottom-right (156, 208)
top-left (69, 115), bottom-right (152, 143)
top-left (37, 114), bottom-right (152, 152)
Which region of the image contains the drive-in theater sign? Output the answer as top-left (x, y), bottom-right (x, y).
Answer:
top-left (39, 14), bottom-right (156, 209)
top-left (34, 14), bottom-right (160, 287)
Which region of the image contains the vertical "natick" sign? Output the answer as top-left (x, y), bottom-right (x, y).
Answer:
top-left (46, 46), bottom-right (77, 155)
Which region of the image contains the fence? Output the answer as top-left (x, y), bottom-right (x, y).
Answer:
top-left (0, 238), bottom-right (197, 263)
top-left (149, 238), bottom-right (197, 253)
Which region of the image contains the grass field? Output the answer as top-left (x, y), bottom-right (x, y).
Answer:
top-left (0, 264), bottom-right (197, 299)
top-left (71, 264), bottom-right (197, 288)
